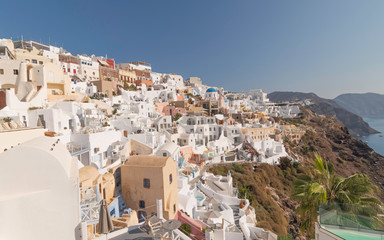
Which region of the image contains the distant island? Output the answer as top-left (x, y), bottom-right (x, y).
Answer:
top-left (334, 92), bottom-right (384, 117)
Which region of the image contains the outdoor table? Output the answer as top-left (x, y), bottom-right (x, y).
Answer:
top-left (162, 219), bottom-right (181, 238)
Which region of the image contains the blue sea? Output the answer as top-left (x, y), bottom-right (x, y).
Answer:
top-left (358, 115), bottom-right (384, 157)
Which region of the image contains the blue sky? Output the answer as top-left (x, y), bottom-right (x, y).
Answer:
top-left (1, 0), bottom-right (384, 98)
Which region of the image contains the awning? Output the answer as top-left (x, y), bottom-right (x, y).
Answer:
top-left (98, 60), bottom-right (109, 67)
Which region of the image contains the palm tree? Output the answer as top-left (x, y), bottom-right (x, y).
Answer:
top-left (293, 153), bottom-right (382, 231)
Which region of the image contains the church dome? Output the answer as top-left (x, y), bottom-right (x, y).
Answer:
top-left (206, 88), bottom-right (217, 93)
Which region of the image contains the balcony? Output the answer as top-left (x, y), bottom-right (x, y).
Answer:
top-left (80, 185), bottom-right (101, 225)
top-left (67, 143), bottom-right (90, 156)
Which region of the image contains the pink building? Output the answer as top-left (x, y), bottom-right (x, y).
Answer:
top-left (180, 146), bottom-right (205, 170)
top-left (180, 146), bottom-right (193, 163)
top-left (174, 210), bottom-right (207, 240)
top-left (156, 102), bottom-right (169, 115)
top-left (162, 105), bottom-right (186, 117)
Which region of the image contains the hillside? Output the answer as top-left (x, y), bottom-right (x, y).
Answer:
top-left (334, 92), bottom-right (384, 117)
top-left (268, 91), bottom-right (378, 136)
top-left (289, 107), bottom-right (384, 200)
top-left (209, 162), bottom-right (307, 239)
top-left (208, 107), bottom-right (384, 239)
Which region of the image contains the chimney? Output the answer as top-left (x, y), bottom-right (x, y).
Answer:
top-left (156, 198), bottom-right (163, 219)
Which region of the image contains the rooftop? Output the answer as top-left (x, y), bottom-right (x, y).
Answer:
top-left (129, 61), bottom-right (151, 66)
top-left (79, 165), bottom-right (99, 183)
top-left (124, 155), bottom-right (170, 168)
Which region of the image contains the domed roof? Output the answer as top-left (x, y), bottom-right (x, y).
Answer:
top-left (206, 88), bottom-right (217, 93)
top-left (79, 165), bottom-right (99, 182)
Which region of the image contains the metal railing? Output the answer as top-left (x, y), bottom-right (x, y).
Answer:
top-left (67, 143), bottom-right (90, 156)
top-left (80, 185), bottom-right (101, 224)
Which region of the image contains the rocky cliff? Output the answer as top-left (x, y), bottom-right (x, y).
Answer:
top-left (268, 91), bottom-right (378, 136)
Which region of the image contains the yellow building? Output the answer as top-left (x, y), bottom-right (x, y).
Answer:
top-left (241, 126), bottom-right (276, 142)
top-left (79, 165), bottom-right (116, 203)
top-left (14, 47), bottom-right (58, 65)
top-left (281, 124), bottom-right (305, 144)
top-left (14, 47), bottom-right (71, 96)
top-left (121, 155), bottom-right (178, 221)
top-left (79, 166), bottom-right (118, 238)
top-left (45, 61), bottom-right (71, 96)
top-left (118, 68), bottom-right (137, 88)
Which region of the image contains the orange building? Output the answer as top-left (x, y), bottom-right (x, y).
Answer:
top-left (121, 155), bottom-right (178, 221)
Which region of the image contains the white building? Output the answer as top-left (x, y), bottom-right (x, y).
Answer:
top-left (155, 141), bottom-right (180, 163)
top-left (0, 137), bottom-right (82, 240)
top-left (78, 54), bottom-right (100, 82)
top-left (248, 89), bottom-right (269, 103)
top-left (59, 129), bottom-right (122, 169)
top-left (163, 73), bottom-right (184, 89)
top-left (152, 115), bottom-right (172, 132)
top-left (117, 61), bottom-right (151, 72)
top-left (205, 87), bottom-right (219, 100)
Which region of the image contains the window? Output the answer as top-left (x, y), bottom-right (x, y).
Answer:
top-left (162, 152), bottom-right (167, 157)
top-left (67, 68), bottom-right (70, 72)
top-left (144, 178), bottom-right (150, 188)
top-left (173, 204), bottom-right (176, 212)
top-left (13, 69), bottom-right (18, 75)
top-left (0, 69), bottom-right (3, 75)
top-left (110, 208), bottom-right (116, 218)
top-left (32, 59), bottom-right (37, 64)
top-left (169, 174), bottom-right (173, 184)
top-left (139, 200), bottom-right (145, 208)
top-left (39, 61), bottom-right (43, 65)
top-left (73, 69), bottom-right (76, 74)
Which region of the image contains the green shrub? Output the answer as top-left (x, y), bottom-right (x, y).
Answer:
top-left (172, 113), bottom-right (182, 122)
top-left (3, 117), bottom-right (12, 123)
top-left (278, 234), bottom-right (294, 240)
top-left (180, 223), bottom-right (191, 236)
top-left (278, 157), bottom-right (292, 170)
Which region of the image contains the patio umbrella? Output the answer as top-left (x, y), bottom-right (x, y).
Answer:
top-left (98, 199), bottom-right (114, 234)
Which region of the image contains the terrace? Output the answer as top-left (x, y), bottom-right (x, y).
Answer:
top-left (317, 203), bottom-right (384, 240)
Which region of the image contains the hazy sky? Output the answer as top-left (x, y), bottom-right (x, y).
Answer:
top-left (1, 0), bottom-right (384, 99)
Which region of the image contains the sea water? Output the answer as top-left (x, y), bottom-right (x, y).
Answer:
top-left (358, 115), bottom-right (384, 156)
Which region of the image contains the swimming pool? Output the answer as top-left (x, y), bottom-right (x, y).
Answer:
top-left (196, 196), bottom-right (204, 202)
top-left (324, 226), bottom-right (384, 240)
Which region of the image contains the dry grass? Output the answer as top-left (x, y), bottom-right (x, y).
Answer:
top-left (209, 161), bottom-right (306, 237)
